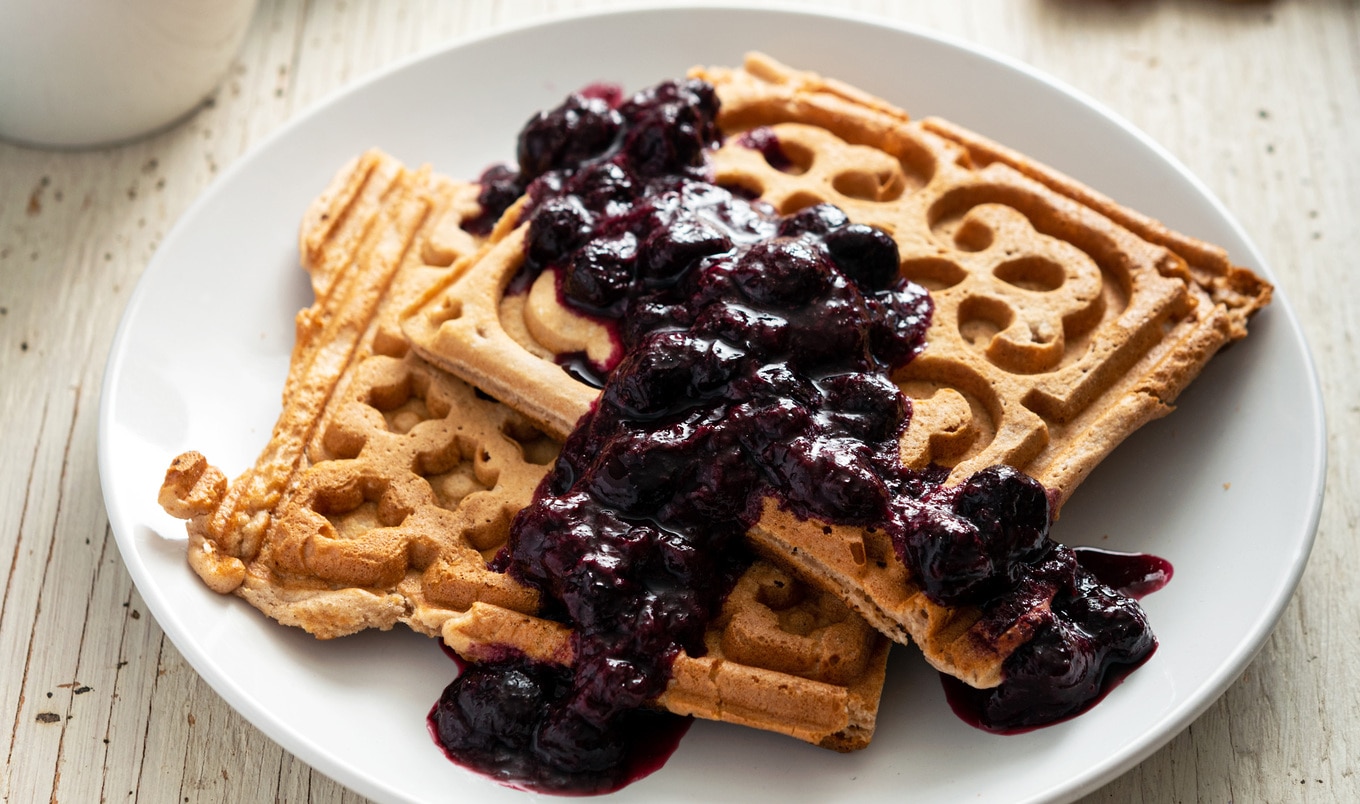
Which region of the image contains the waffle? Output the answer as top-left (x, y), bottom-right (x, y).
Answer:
top-left (158, 149), bottom-right (891, 750)
top-left (402, 54), bottom-right (1271, 688)
top-left (159, 149), bottom-right (547, 638)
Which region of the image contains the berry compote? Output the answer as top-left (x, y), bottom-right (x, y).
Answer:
top-left (433, 79), bottom-right (1160, 792)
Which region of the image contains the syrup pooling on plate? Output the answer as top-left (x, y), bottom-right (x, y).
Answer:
top-left (1073, 547), bottom-right (1174, 601)
top-left (433, 78), bottom-right (1158, 792)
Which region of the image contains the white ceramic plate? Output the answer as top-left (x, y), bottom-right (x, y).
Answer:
top-left (99, 6), bottom-right (1325, 803)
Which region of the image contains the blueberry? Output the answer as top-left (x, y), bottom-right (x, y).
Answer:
top-left (517, 93), bottom-right (623, 180)
top-left (727, 398), bottom-right (816, 453)
top-left (565, 161), bottom-right (638, 215)
top-left (603, 332), bottom-right (740, 417)
top-left (739, 126), bottom-right (796, 172)
top-left (506, 492), bottom-right (590, 590)
top-left (762, 435), bottom-right (890, 521)
top-left (620, 297), bottom-right (689, 350)
top-left (867, 282), bottom-right (932, 367)
top-left (559, 558), bottom-right (643, 629)
top-left (953, 465), bottom-right (1052, 569)
top-left (603, 333), bottom-right (698, 417)
top-left (710, 193), bottom-right (780, 240)
top-left (745, 363), bottom-right (819, 407)
top-left (619, 80), bottom-right (720, 176)
top-left (464, 163), bottom-right (526, 236)
top-left (533, 706), bottom-right (627, 775)
top-left (639, 216), bottom-right (732, 282)
top-left (730, 239), bottom-right (834, 307)
top-left (890, 466), bottom-right (1054, 605)
top-left (562, 233), bottom-right (637, 311)
top-left (584, 425), bottom-right (693, 513)
top-left (818, 372), bottom-right (908, 441)
top-left (621, 79), bottom-right (718, 130)
top-left (692, 301), bottom-right (789, 356)
top-left (623, 116), bottom-right (697, 176)
top-left (433, 663), bottom-right (552, 754)
top-left (825, 223), bottom-right (901, 291)
top-left (650, 525), bottom-right (705, 585)
top-left (1060, 574), bottom-right (1154, 662)
top-left (783, 292), bottom-right (872, 369)
top-left (576, 651), bottom-right (657, 716)
top-left (896, 497), bottom-right (995, 603)
top-left (678, 440), bottom-right (764, 523)
top-left (526, 196), bottom-right (593, 265)
top-left (986, 618), bottom-right (1100, 721)
top-left (777, 203), bottom-right (849, 237)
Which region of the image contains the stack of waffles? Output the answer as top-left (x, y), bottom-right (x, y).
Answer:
top-left (159, 54), bottom-right (1270, 752)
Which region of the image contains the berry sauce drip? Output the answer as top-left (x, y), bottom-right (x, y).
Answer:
top-left (432, 80), bottom-right (1159, 792)
top-left (737, 127), bottom-right (794, 172)
top-left (1073, 547), bottom-right (1173, 600)
top-left (939, 545), bottom-right (1164, 732)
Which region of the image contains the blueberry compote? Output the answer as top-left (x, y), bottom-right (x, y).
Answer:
top-left (938, 540), bottom-right (1164, 733)
top-left (431, 646), bottom-right (689, 793)
top-left (433, 78), bottom-right (1159, 792)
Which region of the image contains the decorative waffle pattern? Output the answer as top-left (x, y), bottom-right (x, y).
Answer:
top-left (159, 149), bottom-right (891, 749)
top-left (258, 353), bottom-right (553, 629)
top-left (715, 118), bottom-right (1184, 494)
top-left (402, 223), bottom-right (600, 441)
top-left (662, 561), bottom-right (887, 751)
top-left (403, 54), bottom-right (1270, 687)
top-left (160, 150), bottom-right (550, 638)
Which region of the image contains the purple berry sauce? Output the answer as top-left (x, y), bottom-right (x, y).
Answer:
top-left (432, 79), bottom-right (1161, 792)
top-left (939, 545), bottom-right (1163, 732)
top-left (430, 649), bottom-right (690, 795)
top-left (1073, 547), bottom-right (1173, 600)
top-left (737, 126), bottom-right (796, 172)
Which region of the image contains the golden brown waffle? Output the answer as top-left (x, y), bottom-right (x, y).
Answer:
top-left (401, 217), bottom-right (599, 441)
top-left (158, 149), bottom-right (891, 749)
top-left (159, 149), bottom-right (550, 638)
top-left (402, 54), bottom-right (1271, 688)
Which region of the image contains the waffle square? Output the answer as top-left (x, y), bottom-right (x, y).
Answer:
top-left (402, 54), bottom-right (1270, 688)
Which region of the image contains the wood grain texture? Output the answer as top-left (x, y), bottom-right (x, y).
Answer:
top-left (1, 1), bottom-right (1354, 801)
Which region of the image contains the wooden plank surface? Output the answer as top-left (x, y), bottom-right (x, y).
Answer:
top-left (1, 1), bottom-right (1354, 801)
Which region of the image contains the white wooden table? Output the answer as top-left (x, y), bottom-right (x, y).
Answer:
top-left (2, 1), bottom-right (1355, 801)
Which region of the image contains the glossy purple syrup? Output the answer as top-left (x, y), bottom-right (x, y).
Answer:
top-left (738, 127), bottom-right (795, 172)
top-left (432, 78), bottom-right (1157, 792)
top-left (1074, 547), bottom-right (1173, 600)
top-left (940, 645), bottom-right (1156, 735)
top-left (429, 647), bottom-right (690, 795)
